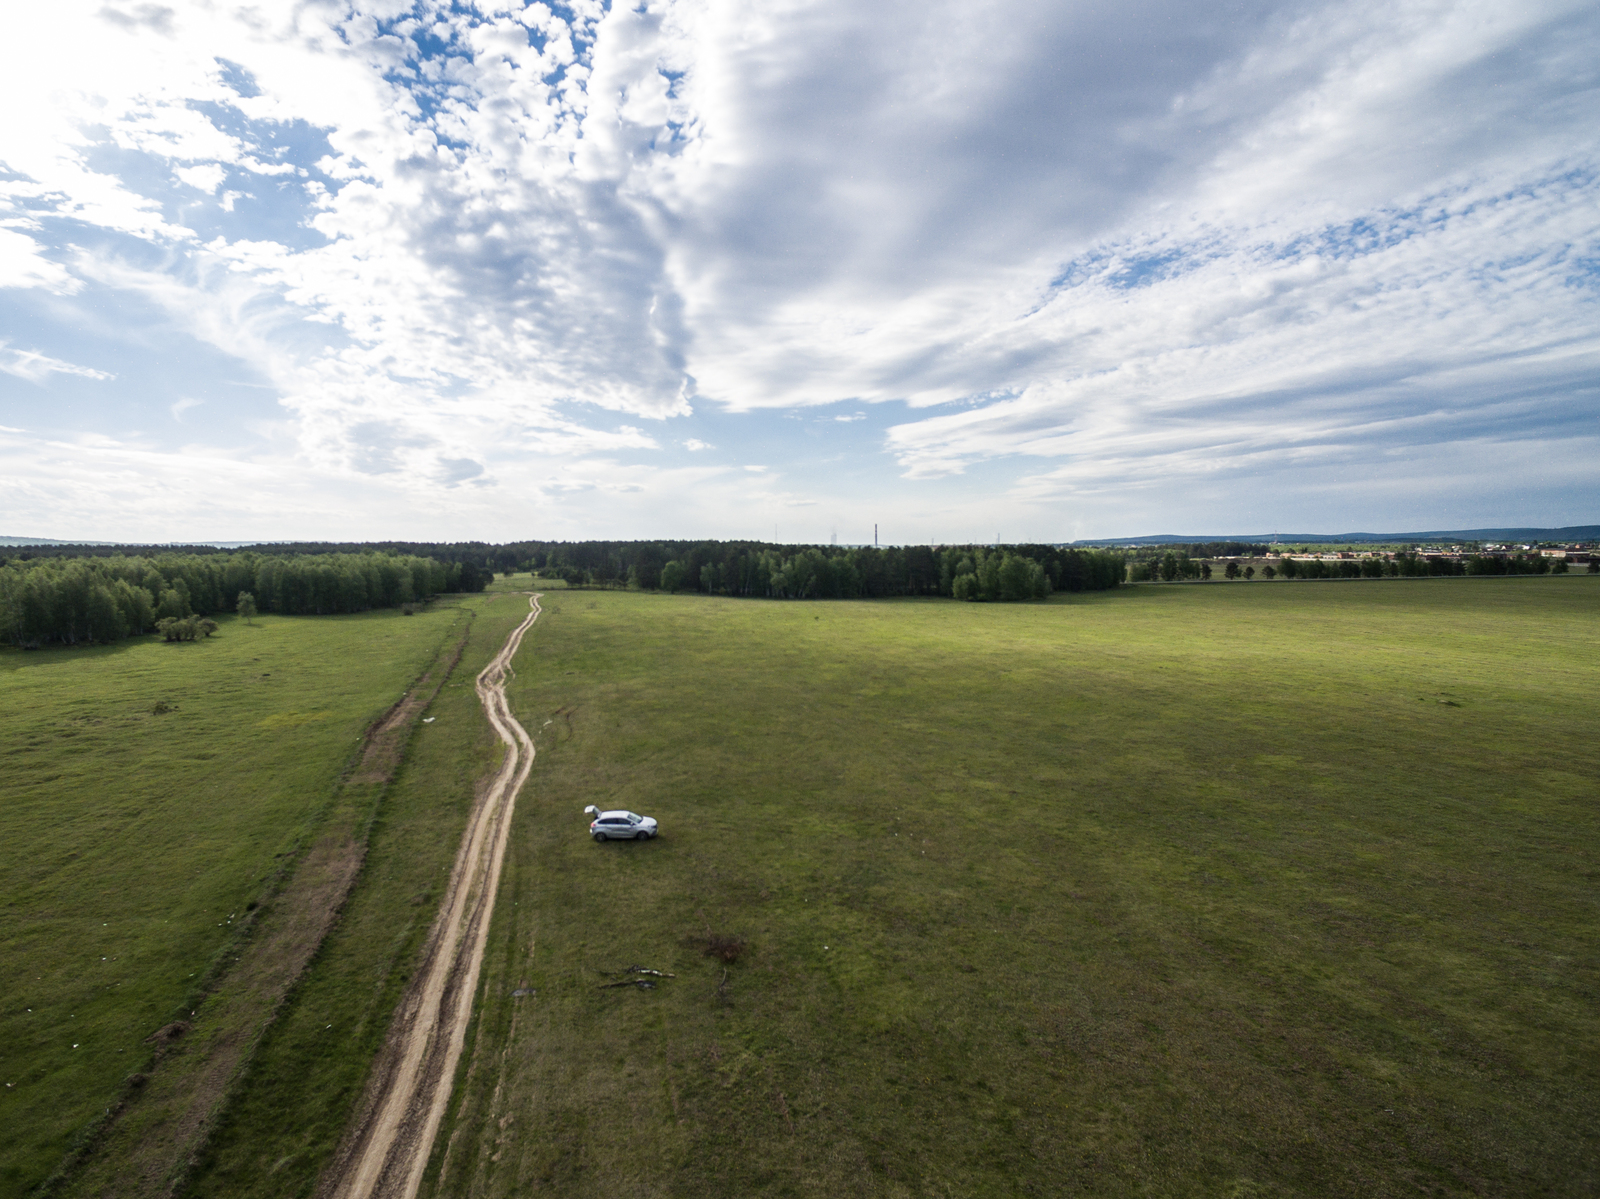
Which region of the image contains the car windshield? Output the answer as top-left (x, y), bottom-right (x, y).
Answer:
top-left (626, 814), bottom-right (641, 824)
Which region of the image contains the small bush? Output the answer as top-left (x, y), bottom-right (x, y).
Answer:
top-left (155, 615), bottom-right (216, 642)
top-left (700, 934), bottom-right (746, 963)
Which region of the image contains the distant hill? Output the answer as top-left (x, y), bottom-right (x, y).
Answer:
top-left (1069, 526), bottom-right (1600, 547)
top-left (7, 527), bottom-right (1597, 552)
top-left (0, 536), bottom-right (118, 547)
top-left (0, 536), bottom-right (269, 548)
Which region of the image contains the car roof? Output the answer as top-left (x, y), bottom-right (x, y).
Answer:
top-left (596, 810), bottom-right (638, 819)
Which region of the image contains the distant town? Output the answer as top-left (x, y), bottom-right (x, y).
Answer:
top-left (1121, 540), bottom-right (1597, 582)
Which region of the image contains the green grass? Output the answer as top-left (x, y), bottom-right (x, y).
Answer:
top-left (0, 604), bottom-right (468, 1197)
top-left (181, 590), bottom-right (538, 1199)
top-left (431, 579), bottom-right (1599, 1197)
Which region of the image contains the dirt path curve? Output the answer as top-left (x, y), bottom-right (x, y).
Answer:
top-left (322, 593), bottom-right (542, 1199)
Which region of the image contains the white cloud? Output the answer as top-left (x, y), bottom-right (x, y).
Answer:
top-left (96, 5), bottom-right (177, 36)
top-left (175, 163), bottom-right (227, 193)
top-left (0, 227), bottom-right (78, 293)
top-left (683, 438), bottom-right (713, 451)
top-left (0, 0), bottom-right (1593, 539)
top-left (882, 170), bottom-right (1600, 481)
top-left (1, 344), bottom-right (114, 383)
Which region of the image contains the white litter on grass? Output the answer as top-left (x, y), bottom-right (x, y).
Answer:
top-left (423, 717), bottom-right (435, 723)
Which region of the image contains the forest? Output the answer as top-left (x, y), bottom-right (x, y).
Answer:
top-left (0, 539), bottom-right (1124, 648)
top-left (527, 540), bottom-right (1124, 599)
top-left (0, 551), bottom-right (486, 648)
top-left (1123, 541), bottom-right (1272, 564)
top-left (9, 538), bottom-right (1125, 597)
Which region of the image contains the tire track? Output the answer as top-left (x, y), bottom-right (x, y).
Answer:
top-left (322, 593), bottom-right (541, 1199)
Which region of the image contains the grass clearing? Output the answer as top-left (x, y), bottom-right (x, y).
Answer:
top-left (0, 603), bottom-right (468, 1196)
top-left (434, 579), bottom-right (1599, 1197)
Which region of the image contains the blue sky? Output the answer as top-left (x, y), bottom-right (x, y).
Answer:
top-left (2, 0), bottom-right (1596, 543)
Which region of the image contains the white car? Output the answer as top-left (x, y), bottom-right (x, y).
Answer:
top-left (584, 805), bottom-right (659, 841)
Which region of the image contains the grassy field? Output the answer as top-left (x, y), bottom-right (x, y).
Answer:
top-left (427, 578), bottom-right (1599, 1198)
top-left (178, 588), bottom-right (537, 1199)
top-left (0, 602), bottom-right (469, 1196)
top-left (9, 577), bottom-right (1596, 1198)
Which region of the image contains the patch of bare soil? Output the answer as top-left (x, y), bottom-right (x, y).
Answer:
top-left (319, 595), bottom-right (542, 1199)
top-left (350, 654), bottom-right (460, 784)
top-left (55, 630), bottom-right (471, 1199)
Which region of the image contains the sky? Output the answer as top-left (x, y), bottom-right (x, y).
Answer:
top-left (1, 0), bottom-right (1596, 544)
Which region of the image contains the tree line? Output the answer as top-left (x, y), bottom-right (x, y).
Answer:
top-left (6, 537), bottom-right (1126, 600)
top-left (527, 541), bottom-right (1122, 600)
top-left (1126, 542), bottom-right (1271, 564)
top-left (0, 551), bottom-right (487, 648)
top-left (1130, 550), bottom-right (1584, 583)
top-left (10, 539), bottom-right (515, 571)
top-left (0, 538), bottom-right (1123, 648)
top-left (1276, 552), bottom-right (1574, 579)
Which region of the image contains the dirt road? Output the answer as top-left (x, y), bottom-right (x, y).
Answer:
top-left (321, 594), bottom-right (542, 1199)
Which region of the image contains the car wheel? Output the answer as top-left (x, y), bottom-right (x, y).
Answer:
top-left (593, 832), bottom-right (606, 842)
top-left (636, 830), bottom-right (649, 841)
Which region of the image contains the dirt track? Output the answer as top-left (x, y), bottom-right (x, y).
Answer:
top-left (321, 594), bottom-right (542, 1199)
